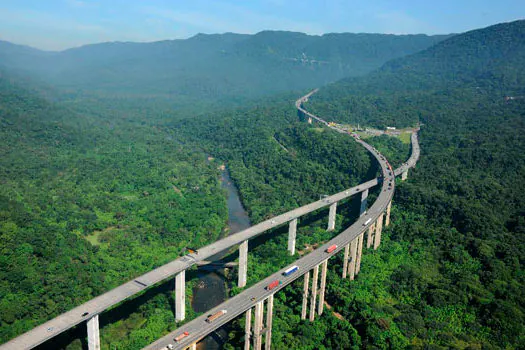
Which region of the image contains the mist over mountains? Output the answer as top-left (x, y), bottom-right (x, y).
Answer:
top-left (0, 31), bottom-right (450, 99)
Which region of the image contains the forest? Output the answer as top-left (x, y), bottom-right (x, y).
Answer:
top-left (0, 18), bottom-right (524, 350)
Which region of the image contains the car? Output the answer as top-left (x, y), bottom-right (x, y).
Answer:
top-left (81, 312), bottom-right (89, 317)
top-left (250, 297), bottom-right (256, 301)
top-left (166, 345), bottom-right (174, 350)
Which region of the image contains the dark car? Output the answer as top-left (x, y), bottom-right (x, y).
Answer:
top-left (81, 312), bottom-right (89, 317)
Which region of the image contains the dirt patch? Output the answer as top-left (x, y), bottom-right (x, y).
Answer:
top-left (324, 301), bottom-right (345, 321)
top-left (297, 243), bottom-right (319, 256)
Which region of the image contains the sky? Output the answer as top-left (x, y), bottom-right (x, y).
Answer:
top-left (0, 0), bottom-right (523, 51)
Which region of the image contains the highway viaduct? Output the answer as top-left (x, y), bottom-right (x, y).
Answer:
top-left (0, 90), bottom-right (419, 350)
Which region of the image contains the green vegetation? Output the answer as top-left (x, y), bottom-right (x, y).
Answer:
top-left (220, 19), bottom-right (524, 349)
top-left (0, 18), bottom-right (524, 350)
top-left (0, 73), bottom-right (227, 345)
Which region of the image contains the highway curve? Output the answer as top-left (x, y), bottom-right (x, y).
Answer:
top-left (143, 90), bottom-right (420, 350)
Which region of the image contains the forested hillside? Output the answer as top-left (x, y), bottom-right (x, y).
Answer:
top-left (1, 18), bottom-right (524, 350)
top-left (308, 20), bottom-right (525, 128)
top-left (0, 31), bottom-right (450, 99)
top-left (274, 20), bottom-right (525, 348)
top-left (0, 72), bottom-right (230, 345)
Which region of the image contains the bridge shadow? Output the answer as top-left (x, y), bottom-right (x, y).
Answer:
top-left (34, 186), bottom-right (382, 350)
top-left (35, 267), bottom-right (204, 350)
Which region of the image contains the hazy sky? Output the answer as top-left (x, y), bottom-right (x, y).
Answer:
top-left (0, 0), bottom-right (523, 51)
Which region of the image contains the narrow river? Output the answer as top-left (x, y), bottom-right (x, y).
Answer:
top-left (192, 169), bottom-right (251, 349)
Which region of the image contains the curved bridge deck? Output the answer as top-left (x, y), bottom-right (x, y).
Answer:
top-left (1, 90), bottom-right (420, 350)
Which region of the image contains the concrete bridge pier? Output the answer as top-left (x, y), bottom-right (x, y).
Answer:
top-left (374, 214), bottom-right (384, 250)
top-left (342, 244), bottom-right (350, 278)
top-left (348, 238), bottom-right (358, 280)
top-left (308, 117), bottom-right (313, 124)
top-left (309, 265), bottom-right (320, 322)
top-left (318, 260), bottom-right (328, 316)
top-left (385, 201), bottom-right (392, 227)
top-left (189, 344), bottom-right (196, 350)
top-left (238, 240), bottom-right (248, 288)
top-left (244, 308), bottom-right (252, 350)
top-left (175, 270), bottom-right (185, 321)
top-left (367, 222), bottom-right (376, 249)
top-left (301, 271), bottom-right (310, 320)
top-left (355, 233), bottom-right (364, 274)
top-left (265, 294), bottom-right (274, 350)
top-left (402, 169), bottom-right (408, 181)
top-left (288, 218), bottom-right (298, 255)
top-left (87, 314), bottom-right (100, 350)
top-left (360, 189), bottom-right (369, 216)
top-left (253, 301), bottom-right (264, 350)
top-left (327, 202), bottom-right (337, 231)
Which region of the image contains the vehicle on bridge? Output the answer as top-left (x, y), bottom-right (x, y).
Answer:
top-left (364, 218), bottom-right (372, 226)
top-left (283, 266), bottom-right (299, 276)
top-left (174, 331), bottom-right (189, 342)
top-left (206, 310), bottom-right (227, 323)
top-left (326, 244), bottom-right (337, 253)
top-left (266, 280), bottom-right (282, 290)
top-left (187, 247), bottom-right (199, 254)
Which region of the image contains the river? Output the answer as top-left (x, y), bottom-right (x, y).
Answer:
top-left (192, 169), bottom-right (251, 349)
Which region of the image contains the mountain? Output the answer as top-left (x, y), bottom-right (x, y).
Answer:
top-left (0, 31), bottom-right (451, 99)
top-left (308, 20), bottom-right (525, 127)
top-left (303, 20), bottom-right (525, 348)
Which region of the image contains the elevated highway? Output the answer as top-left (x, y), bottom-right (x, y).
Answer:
top-left (144, 92), bottom-right (420, 350)
top-left (1, 89), bottom-right (419, 350)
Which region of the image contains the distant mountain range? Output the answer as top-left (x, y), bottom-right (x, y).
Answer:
top-left (0, 31), bottom-right (451, 99)
top-left (308, 19), bottom-right (525, 127)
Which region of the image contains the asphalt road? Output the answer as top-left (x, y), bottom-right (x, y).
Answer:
top-left (143, 93), bottom-right (420, 350)
top-left (1, 90), bottom-right (419, 350)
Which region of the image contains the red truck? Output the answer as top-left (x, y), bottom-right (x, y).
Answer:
top-left (326, 244), bottom-right (337, 253)
top-left (266, 280), bottom-right (281, 290)
top-left (174, 331), bottom-right (189, 342)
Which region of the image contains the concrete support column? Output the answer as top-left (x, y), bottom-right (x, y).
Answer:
top-left (360, 189), bottom-right (369, 216)
top-left (342, 244), bottom-right (350, 278)
top-left (238, 240), bottom-right (248, 288)
top-left (87, 314), bottom-right (100, 350)
top-left (301, 271), bottom-right (310, 320)
top-left (288, 218), bottom-right (298, 255)
top-left (308, 117), bottom-right (312, 124)
top-left (318, 260), bottom-right (328, 316)
top-left (189, 344), bottom-right (197, 350)
top-left (244, 308), bottom-right (252, 350)
top-left (175, 270), bottom-right (185, 322)
top-left (253, 301), bottom-right (264, 350)
top-left (385, 201), bottom-right (392, 227)
top-left (367, 223), bottom-right (376, 249)
top-left (327, 202), bottom-right (337, 231)
top-left (374, 214), bottom-right (384, 250)
top-left (355, 233), bottom-right (364, 274)
top-left (265, 294), bottom-right (274, 350)
top-left (348, 238), bottom-right (358, 280)
top-left (402, 169), bottom-right (408, 181)
top-left (309, 265), bottom-right (319, 322)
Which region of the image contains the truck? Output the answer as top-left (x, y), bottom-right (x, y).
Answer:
top-left (266, 280), bottom-right (282, 290)
top-left (206, 310), bottom-right (227, 323)
top-left (283, 266), bottom-right (299, 276)
top-left (326, 244), bottom-right (337, 253)
top-left (174, 331), bottom-right (189, 342)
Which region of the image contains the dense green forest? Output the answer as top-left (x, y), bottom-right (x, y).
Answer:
top-left (1, 18), bottom-right (524, 350)
top-left (0, 72), bottom-right (229, 346)
top-left (212, 20), bottom-right (525, 349)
